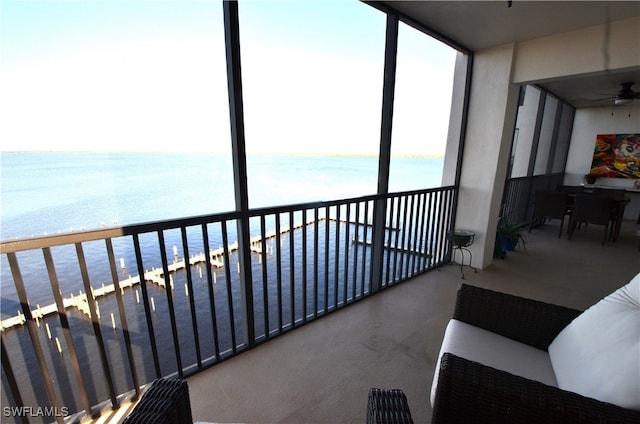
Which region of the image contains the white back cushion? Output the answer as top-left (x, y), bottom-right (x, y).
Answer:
top-left (548, 273), bottom-right (640, 411)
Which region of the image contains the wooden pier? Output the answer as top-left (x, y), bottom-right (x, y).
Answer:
top-left (0, 248), bottom-right (228, 330)
top-left (0, 217), bottom-right (377, 331)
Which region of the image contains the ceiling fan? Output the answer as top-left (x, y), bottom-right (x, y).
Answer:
top-left (579, 82), bottom-right (639, 107)
top-left (611, 82), bottom-right (639, 105)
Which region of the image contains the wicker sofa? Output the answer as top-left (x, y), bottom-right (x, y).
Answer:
top-left (430, 279), bottom-right (640, 423)
top-left (123, 378), bottom-right (192, 424)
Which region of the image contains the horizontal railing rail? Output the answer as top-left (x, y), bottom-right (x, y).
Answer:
top-left (0, 186), bottom-right (455, 423)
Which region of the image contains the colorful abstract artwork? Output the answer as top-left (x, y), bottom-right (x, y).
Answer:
top-left (590, 134), bottom-right (640, 179)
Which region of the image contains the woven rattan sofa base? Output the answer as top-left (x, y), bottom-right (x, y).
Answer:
top-left (123, 378), bottom-right (192, 424)
top-left (432, 353), bottom-right (640, 423)
top-left (367, 388), bottom-right (414, 424)
top-left (431, 284), bottom-right (640, 423)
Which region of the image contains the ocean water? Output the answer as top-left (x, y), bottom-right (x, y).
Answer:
top-left (0, 151), bottom-right (444, 417)
top-left (1, 152), bottom-right (444, 239)
top-left (1, 151), bottom-right (444, 310)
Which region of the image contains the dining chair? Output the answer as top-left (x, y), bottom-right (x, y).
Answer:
top-left (568, 194), bottom-right (616, 245)
top-left (529, 190), bottom-right (572, 237)
top-left (593, 188), bottom-right (626, 199)
top-left (593, 189), bottom-right (630, 241)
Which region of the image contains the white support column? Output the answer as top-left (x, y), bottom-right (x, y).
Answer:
top-left (452, 43), bottom-right (521, 269)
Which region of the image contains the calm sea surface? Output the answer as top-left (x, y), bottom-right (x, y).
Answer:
top-left (1, 152), bottom-right (443, 239)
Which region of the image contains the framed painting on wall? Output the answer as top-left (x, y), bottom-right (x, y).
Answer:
top-left (590, 133), bottom-right (640, 179)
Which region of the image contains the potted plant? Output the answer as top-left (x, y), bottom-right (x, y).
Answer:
top-left (584, 167), bottom-right (607, 185)
top-left (584, 173), bottom-right (598, 185)
top-left (496, 214), bottom-right (529, 253)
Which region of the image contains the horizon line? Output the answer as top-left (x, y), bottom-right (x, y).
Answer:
top-left (1, 150), bottom-right (445, 159)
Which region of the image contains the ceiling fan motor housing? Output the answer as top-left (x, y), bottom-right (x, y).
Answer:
top-left (615, 82), bottom-right (636, 105)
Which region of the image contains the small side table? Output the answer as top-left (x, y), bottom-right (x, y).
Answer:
top-left (447, 230), bottom-right (478, 279)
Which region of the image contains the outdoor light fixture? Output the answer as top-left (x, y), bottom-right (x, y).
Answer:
top-left (615, 97), bottom-right (633, 106)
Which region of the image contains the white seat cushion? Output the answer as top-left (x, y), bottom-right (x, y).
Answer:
top-left (430, 319), bottom-right (558, 407)
top-left (548, 274), bottom-right (640, 411)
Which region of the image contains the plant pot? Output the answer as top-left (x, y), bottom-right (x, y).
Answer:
top-left (504, 237), bottom-right (516, 251)
top-left (494, 236), bottom-right (507, 258)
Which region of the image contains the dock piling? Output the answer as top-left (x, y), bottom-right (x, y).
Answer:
top-left (1, 217), bottom-right (382, 330)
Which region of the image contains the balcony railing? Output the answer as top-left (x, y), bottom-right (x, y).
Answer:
top-left (501, 173), bottom-right (565, 222)
top-left (0, 186), bottom-right (455, 423)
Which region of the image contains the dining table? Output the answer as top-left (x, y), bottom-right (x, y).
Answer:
top-left (566, 187), bottom-right (631, 242)
top-left (611, 195), bottom-right (631, 241)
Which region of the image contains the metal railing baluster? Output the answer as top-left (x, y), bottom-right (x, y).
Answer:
top-left (220, 221), bottom-right (237, 353)
top-left (417, 192), bottom-right (428, 271)
top-left (324, 206), bottom-right (330, 313)
top-left (444, 189), bottom-right (454, 262)
top-left (289, 210), bottom-right (295, 327)
top-left (405, 194), bottom-right (416, 278)
top-left (75, 243), bottom-right (118, 408)
top-left (393, 196), bottom-right (402, 281)
top-left (157, 231), bottom-right (184, 377)
top-left (383, 197), bottom-right (394, 286)
top-left (399, 195), bottom-right (409, 279)
top-left (1, 333), bottom-right (28, 424)
top-left (437, 190), bottom-right (449, 265)
top-left (334, 205), bottom-right (340, 308)
top-left (352, 202), bottom-right (360, 299)
top-left (411, 193), bottom-right (422, 275)
top-left (181, 227), bottom-right (202, 369)
top-left (302, 209), bottom-right (308, 321)
top-left (343, 204), bottom-right (350, 303)
top-left (427, 192), bottom-right (436, 268)
top-left (202, 223), bottom-right (221, 361)
top-left (362, 200), bottom-right (370, 294)
top-left (104, 239), bottom-right (141, 400)
top-left (259, 215), bottom-right (270, 338)
top-left (43, 247), bottom-right (94, 414)
top-left (132, 233), bottom-right (161, 378)
top-left (313, 207), bottom-right (319, 319)
top-left (434, 191), bottom-right (444, 264)
top-left (275, 213), bottom-right (283, 332)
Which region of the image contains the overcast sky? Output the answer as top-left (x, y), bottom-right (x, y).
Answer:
top-left (0, 0), bottom-right (456, 156)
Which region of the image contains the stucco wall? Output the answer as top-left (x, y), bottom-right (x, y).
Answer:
top-left (513, 16), bottom-right (640, 84)
top-left (566, 107), bottom-right (640, 181)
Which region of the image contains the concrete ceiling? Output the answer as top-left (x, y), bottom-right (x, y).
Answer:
top-left (381, 1), bottom-right (640, 108)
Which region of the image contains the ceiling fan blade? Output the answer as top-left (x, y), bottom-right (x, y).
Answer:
top-left (583, 95), bottom-right (616, 101)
